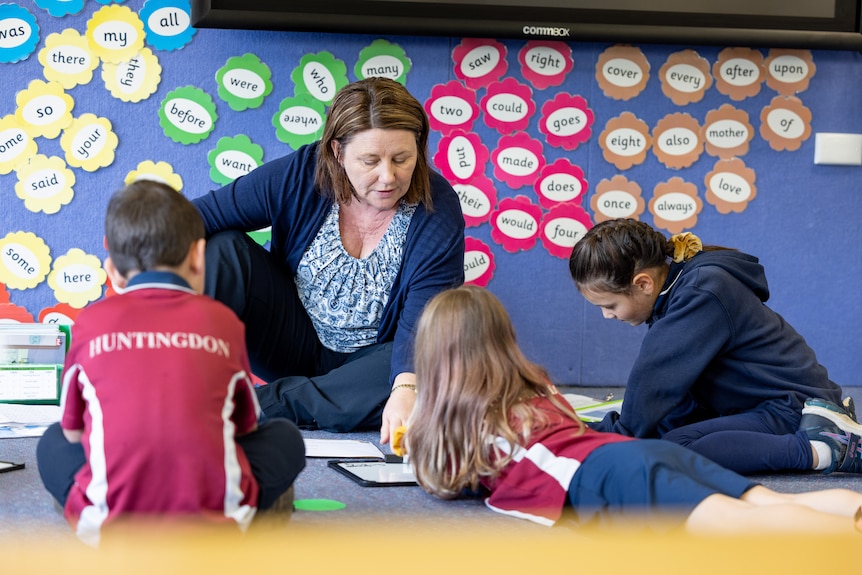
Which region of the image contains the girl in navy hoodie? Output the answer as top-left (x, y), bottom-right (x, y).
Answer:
top-left (568, 218), bottom-right (861, 476)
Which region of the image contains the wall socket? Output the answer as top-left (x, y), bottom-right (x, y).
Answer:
top-left (814, 132), bottom-right (862, 166)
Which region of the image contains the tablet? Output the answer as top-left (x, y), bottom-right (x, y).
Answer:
top-left (0, 461), bottom-right (24, 474)
top-left (328, 459), bottom-right (418, 487)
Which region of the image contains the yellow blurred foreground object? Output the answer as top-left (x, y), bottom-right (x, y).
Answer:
top-left (3, 519), bottom-right (858, 575)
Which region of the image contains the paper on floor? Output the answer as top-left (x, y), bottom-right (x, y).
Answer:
top-left (303, 438), bottom-right (386, 459)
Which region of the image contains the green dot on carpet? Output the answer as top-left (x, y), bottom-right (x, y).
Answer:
top-left (294, 498), bottom-right (347, 511)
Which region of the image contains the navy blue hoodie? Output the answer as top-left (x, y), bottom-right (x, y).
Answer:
top-left (590, 249), bottom-right (842, 438)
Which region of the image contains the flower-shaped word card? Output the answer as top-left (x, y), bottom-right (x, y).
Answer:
top-left (39, 29), bottom-right (99, 90)
top-left (591, 175), bottom-right (646, 224)
top-left (355, 39), bottom-right (411, 84)
top-left (704, 158), bottom-right (757, 214)
top-left (15, 154), bottom-right (76, 214)
top-left (463, 237), bottom-right (495, 287)
top-left (649, 177), bottom-right (703, 234)
top-left (452, 38), bottom-right (507, 90)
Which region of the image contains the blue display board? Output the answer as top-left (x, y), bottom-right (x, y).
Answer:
top-left (2, 0), bottom-right (862, 387)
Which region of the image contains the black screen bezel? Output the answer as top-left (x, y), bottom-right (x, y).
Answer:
top-left (191, 0), bottom-right (862, 50)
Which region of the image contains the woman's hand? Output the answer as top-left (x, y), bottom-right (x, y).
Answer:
top-left (379, 373), bottom-right (416, 444)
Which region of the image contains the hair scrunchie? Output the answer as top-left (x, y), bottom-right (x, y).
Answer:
top-left (670, 232), bottom-right (702, 263)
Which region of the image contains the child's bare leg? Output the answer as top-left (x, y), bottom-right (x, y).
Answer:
top-left (741, 485), bottom-right (862, 518)
top-left (685, 491), bottom-right (859, 535)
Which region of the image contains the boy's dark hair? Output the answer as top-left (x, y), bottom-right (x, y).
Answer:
top-left (105, 180), bottom-right (205, 276)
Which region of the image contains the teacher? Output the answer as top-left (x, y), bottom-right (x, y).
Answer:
top-left (193, 77), bottom-right (465, 443)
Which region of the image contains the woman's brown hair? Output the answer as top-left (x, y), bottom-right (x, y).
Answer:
top-left (315, 77), bottom-right (433, 208)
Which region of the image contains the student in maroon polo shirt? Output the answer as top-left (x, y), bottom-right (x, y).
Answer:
top-left (37, 180), bottom-right (305, 546)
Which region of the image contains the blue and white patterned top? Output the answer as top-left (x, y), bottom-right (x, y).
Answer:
top-left (295, 201), bottom-right (417, 353)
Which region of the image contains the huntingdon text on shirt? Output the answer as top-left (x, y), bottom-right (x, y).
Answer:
top-left (88, 331), bottom-right (231, 359)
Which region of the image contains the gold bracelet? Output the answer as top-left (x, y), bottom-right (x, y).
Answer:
top-left (391, 384), bottom-right (417, 394)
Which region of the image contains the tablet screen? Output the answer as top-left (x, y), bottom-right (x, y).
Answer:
top-left (328, 460), bottom-right (417, 487)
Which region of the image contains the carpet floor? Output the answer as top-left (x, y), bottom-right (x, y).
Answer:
top-left (2, 386), bottom-right (860, 541)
